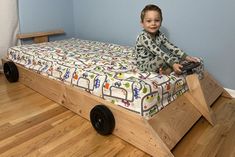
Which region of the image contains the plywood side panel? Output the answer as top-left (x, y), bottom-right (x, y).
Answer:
top-left (198, 72), bottom-right (224, 106)
top-left (148, 95), bottom-right (201, 149)
top-left (14, 63), bottom-right (174, 157)
top-left (186, 73), bottom-right (217, 125)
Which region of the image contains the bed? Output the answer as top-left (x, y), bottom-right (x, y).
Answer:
top-left (2, 32), bottom-right (230, 157)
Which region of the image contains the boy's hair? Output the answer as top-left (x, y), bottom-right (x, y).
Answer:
top-left (140, 4), bottom-right (162, 22)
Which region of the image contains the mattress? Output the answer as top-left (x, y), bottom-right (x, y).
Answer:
top-left (7, 38), bottom-right (204, 119)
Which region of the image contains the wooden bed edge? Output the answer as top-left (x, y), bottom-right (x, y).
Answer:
top-left (147, 71), bottom-right (224, 149)
top-left (186, 73), bottom-right (216, 125)
top-left (147, 93), bottom-right (202, 150)
top-left (203, 71), bottom-right (232, 99)
top-left (16, 29), bottom-right (65, 43)
top-left (185, 71), bottom-right (230, 126)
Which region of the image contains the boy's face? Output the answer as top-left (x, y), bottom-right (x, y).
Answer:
top-left (141, 10), bottom-right (162, 35)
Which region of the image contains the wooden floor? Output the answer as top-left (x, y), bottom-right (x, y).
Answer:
top-left (0, 73), bottom-right (235, 157)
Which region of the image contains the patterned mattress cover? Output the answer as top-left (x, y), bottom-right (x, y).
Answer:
top-left (7, 38), bottom-right (204, 119)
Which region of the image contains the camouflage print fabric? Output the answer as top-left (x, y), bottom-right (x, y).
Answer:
top-left (135, 30), bottom-right (187, 72)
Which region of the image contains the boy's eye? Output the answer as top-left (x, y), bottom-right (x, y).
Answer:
top-left (145, 19), bottom-right (160, 23)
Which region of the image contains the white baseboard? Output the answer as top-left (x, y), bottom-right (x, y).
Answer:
top-left (224, 88), bottom-right (235, 98)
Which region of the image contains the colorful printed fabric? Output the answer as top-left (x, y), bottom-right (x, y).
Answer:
top-left (7, 38), bottom-right (204, 119)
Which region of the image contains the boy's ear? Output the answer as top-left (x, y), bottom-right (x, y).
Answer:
top-left (140, 21), bottom-right (144, 27)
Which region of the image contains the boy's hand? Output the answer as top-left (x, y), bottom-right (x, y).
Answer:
top-left (173, 63), bottom-right (183, 74)
top-left (185, 56), bottom-right (199, 62)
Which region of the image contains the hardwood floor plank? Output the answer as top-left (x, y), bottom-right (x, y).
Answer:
top-left (0, 115), bottom-right (86, 157)
top-left (172, 97), bottom-right (235, 157)
top-left (215, 119), bottom-right (235, 157)
top-left (0, 106), bottom-right (67, 141)
top-left (0, 110), bottom-right (73, 154)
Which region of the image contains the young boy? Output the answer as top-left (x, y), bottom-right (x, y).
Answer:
top-left (135, 4), bottom-right (198, 74)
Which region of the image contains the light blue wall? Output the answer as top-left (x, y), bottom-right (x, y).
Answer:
top-left (18, 0), bottom-right (75, 41)
top-left (18, 0), bottom-right (235, 89)
top-left (73, 0), bottom-right (235, 90)
top-left (73, 0), bottom-right (141, 46)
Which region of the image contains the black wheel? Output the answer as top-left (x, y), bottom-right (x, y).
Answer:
top-left (90, 105), bottom-right (115, 135)
top-left (3, 61), bottom-right (19, 82)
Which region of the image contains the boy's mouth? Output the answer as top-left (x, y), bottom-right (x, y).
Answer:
top-left (149, 27), bottom-right (157, 30)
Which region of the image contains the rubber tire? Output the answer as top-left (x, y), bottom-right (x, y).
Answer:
top-left (90, 105), bottom-right (115, 135)
top-left (3, 61), bottom-right (19, 82)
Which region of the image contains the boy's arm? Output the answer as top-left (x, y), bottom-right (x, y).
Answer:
top-left (161, 33), bottom-right (187, 60)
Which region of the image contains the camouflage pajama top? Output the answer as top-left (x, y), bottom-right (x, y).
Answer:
top-left (135, 30), bottom-right (188, 72)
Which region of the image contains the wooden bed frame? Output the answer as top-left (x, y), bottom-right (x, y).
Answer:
top-left (2, 31), bottom-right (232, 157)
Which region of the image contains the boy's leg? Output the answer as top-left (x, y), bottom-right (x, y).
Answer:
top-left (162, 68), bottom-right (172, 75)
top-left (160, 62), bottom-right (173, 75)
